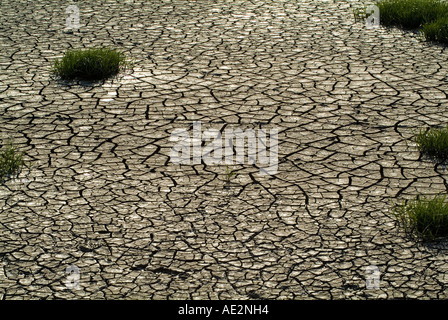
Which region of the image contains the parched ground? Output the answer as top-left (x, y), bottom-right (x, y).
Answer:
top-left (1, 0), bottom-right (448, 300)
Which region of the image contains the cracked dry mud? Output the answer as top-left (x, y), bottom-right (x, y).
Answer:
top-left (1, 0), bottom-right (448, 300)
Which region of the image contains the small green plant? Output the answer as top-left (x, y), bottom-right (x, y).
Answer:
top-left (393, 195), bottom-right (448, 241)
top-left (414, 126), bottom-right (448, 161)
top-left (52, 47), bottom-right (130, 81)
top-left (0, 140), bottom-right (27, 183)
top-left (353, 6), bottom-right (367, 22)
top-left (224, 165), bottom-right (237, 184)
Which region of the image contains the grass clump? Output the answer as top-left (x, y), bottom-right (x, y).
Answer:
top-left (52, 47), bottom-right (129, 81)
top-left (393, 195), bottom-right (448, 241)
top-left (376, 0), bottom-right (448, 29)
top-left (375, 0), bottom-right (448, 44)
top-left (421, 16), bottom-right (448, 44)
top-left (353, 7), bottom-right (368, 22)
top-left (414, 126), bottom-right (448, 161)
top-left (0, 140), bottom-right (26, 183)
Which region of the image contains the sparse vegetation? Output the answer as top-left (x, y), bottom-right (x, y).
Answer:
top-left (393, 194), bottom-right (448, 241)
top-left (353, 6), bottom-right (368, 22)
top-left (52, 47), bottom-right (129, 81)
top-left (0, 140), bottom-right (27, 183)
top-left (224, 165), bottom-right (237, 184)
top-left (414, 126), bottom-right (448, 161)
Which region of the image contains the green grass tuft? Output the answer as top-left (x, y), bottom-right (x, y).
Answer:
top-left (376, 0), bottom-right (448, 29)
top-left (375, 0), bottom-right (448, 44)
top-left (414, 126), bottom-right (448, 161)
top-left (393, 195), bottom-right (448, 241)
top-left (353, 7), bottom-right (368, 22)
top-left (52, 47), bottom-right (129, 81)
top-left (0, 140), bottom-right (26, 183)
top-left (225, 165), bottom-right (237, 184)
top-left (421, 16), bottom-right (448, 44)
